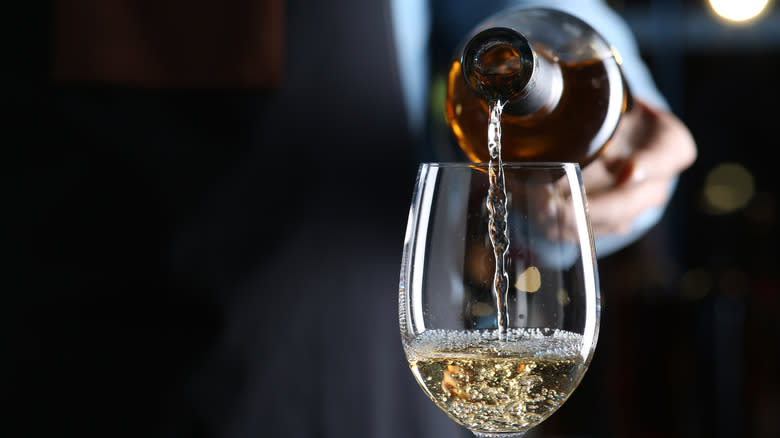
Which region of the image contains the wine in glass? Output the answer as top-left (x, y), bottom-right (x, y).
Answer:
top-left (399, 162), bottom-right (600, 437)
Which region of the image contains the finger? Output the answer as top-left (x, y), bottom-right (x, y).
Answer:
top-left (585, 178), bottom-right (674, 236)
top-left (535, 176), bottom-right (671, 242)
top-left (612, 101), bottom-right (697, 185)
top-left (551, 157), bottom-right (616, 204)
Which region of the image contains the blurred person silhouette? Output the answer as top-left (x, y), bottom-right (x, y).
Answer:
top-left (6, 0), bottom-right (693, 437)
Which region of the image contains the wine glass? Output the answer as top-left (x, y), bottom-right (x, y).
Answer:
top-left (399, 162), bottom-right (600, 437)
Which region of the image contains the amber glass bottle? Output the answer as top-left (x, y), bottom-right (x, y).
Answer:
top-left (446, 8), bottom-right (630, 165)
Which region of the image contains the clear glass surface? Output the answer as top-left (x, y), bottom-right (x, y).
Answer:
top-left (399, 162), bottom-right (601, 437)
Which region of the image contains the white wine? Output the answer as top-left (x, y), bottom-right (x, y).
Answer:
top-left (406, 329), bottom-right (586, 435)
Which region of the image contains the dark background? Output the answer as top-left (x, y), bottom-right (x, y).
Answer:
top-left (5, 0), bottom-right (779, 437)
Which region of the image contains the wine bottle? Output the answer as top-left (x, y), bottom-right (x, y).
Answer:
top-left (446, 8), bottom-right (630, 165)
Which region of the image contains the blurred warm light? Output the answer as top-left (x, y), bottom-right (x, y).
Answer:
top-left (709, 0), bottom-right (771, 22)
top-left (702, 162), bottom-right (755, 214)
top-left (515, 266), bottom-right (541, 293)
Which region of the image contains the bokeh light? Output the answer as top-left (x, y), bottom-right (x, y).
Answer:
top-left (701, 162), bottom-right (755, 214)
top-left (709, 0), bottom-right (771, 22)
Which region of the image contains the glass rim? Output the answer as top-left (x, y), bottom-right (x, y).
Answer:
top-left (420, 161), bottom-right (581, 170)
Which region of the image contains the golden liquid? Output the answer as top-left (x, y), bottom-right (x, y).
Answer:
top-left (407, 330), bottom-right (586, 434)
top-left (445, 55), bottom-right (628, 165)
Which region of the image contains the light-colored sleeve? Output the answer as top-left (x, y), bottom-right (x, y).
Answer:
top-left (389, 0), bottom-right (432, 142)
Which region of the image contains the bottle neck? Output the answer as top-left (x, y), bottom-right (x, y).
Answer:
top-left (461, 28), bottom-right (562, 116)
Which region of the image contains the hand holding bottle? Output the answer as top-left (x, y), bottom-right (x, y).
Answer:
top-left (578, 99), bottom-right (696, 237)
top-left (446, 7), bottom-right (697, 247)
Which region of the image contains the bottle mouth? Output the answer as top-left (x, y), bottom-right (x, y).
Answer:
top-left (461, 28), bottom-right (535, 103)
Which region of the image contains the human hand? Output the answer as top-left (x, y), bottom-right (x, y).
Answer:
top-left (579, 99), bottom-right (697, 237)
